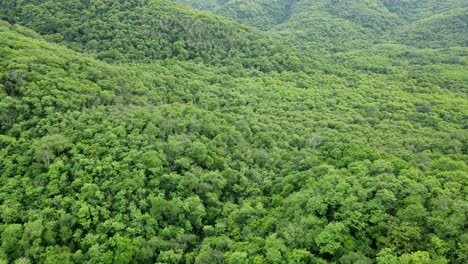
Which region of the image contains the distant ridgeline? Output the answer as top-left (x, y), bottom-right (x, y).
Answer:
top-left (0, 0), bottom-right (302, 72)
top-left (173, 0), bottom-right (468, 51)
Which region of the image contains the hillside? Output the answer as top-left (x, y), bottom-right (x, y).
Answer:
top-left (272, 0), bottom-right (467, 52)
top-left (171, 0), bottom-right (293, 30)
top-left (0, 1), bottom-right (467, 264)
top-left (392, 8), bottom-right (468, 48)
top-left (0, 0), bottom-right (300, 71)
top-left (382, 0), bottom-right (467, 21)
top-left (212, 0), bottom-right (296, 30)
top-left (174, 0), bottom-right (468, 52)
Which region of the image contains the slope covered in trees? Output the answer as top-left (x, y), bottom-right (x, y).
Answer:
top-left (272, 0), bottom-right (467, 52)
top-left (174, 0), bottom-right (468, 52)
top-left (0, 0), bottom-right (301, 71)
top-left (172, 0), bottom-right (296, 30)
top-left (392, 8), bottom-right (468, 48)
top-left (0, 1), bottom-right (467, 263)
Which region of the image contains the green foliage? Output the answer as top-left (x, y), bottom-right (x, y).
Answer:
top-left (172, 0), bottom-right (297, 29)
top-left (393, 8), bottom-right (468, 48)
top-left (34, 134), bottom-right (72, 166)
top-left (0, 0), bottom-right (467, 263)
top-left (174, 0), bottom-right (467, 53)
top-left (0, 0), bottom-right (300, 72)
top-left (316, 222), bottom-right (347, 254)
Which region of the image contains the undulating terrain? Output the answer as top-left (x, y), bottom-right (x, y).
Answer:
top-left (0, 0), bottom-right (467, 263)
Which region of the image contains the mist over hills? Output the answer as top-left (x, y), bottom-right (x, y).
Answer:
top-left (0, 0), bottom-right (467, 263)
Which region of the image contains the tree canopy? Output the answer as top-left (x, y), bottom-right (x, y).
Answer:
top-left (0, 0), bottom-right (467, 263)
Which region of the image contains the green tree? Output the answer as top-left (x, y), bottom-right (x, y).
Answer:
top-left (315, 222), bottom-right (347, 255)
top-left (34, 134), bottom-right (72, 167)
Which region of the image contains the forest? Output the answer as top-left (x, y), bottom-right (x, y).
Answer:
top-left (0, 0), bottom-right (467, 263)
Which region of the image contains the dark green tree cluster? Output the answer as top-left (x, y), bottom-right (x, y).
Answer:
top-left (0, 0), bottom-right (300, 72)
top-left (172, 0), bottom-right (296, 29)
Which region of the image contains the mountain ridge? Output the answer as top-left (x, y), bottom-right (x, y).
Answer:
top-left (173, 0), bottom-right (468, 52)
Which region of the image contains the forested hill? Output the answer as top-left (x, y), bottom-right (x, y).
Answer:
top-left (0, 0), bottom-right (301, 71)
top-left (391, 8), bottom-right (468, 48)
top-left (173, 0), bottom-right (468, 51)
top-left (171, 0), bottom-right (301, 30)
top-left (0, 0), bottom-right (467, 264)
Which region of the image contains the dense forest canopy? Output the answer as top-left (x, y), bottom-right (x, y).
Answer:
top-left (0, 0), bottom-right (301, 71)
top-left (0, 0), bottom-right (467, 263)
